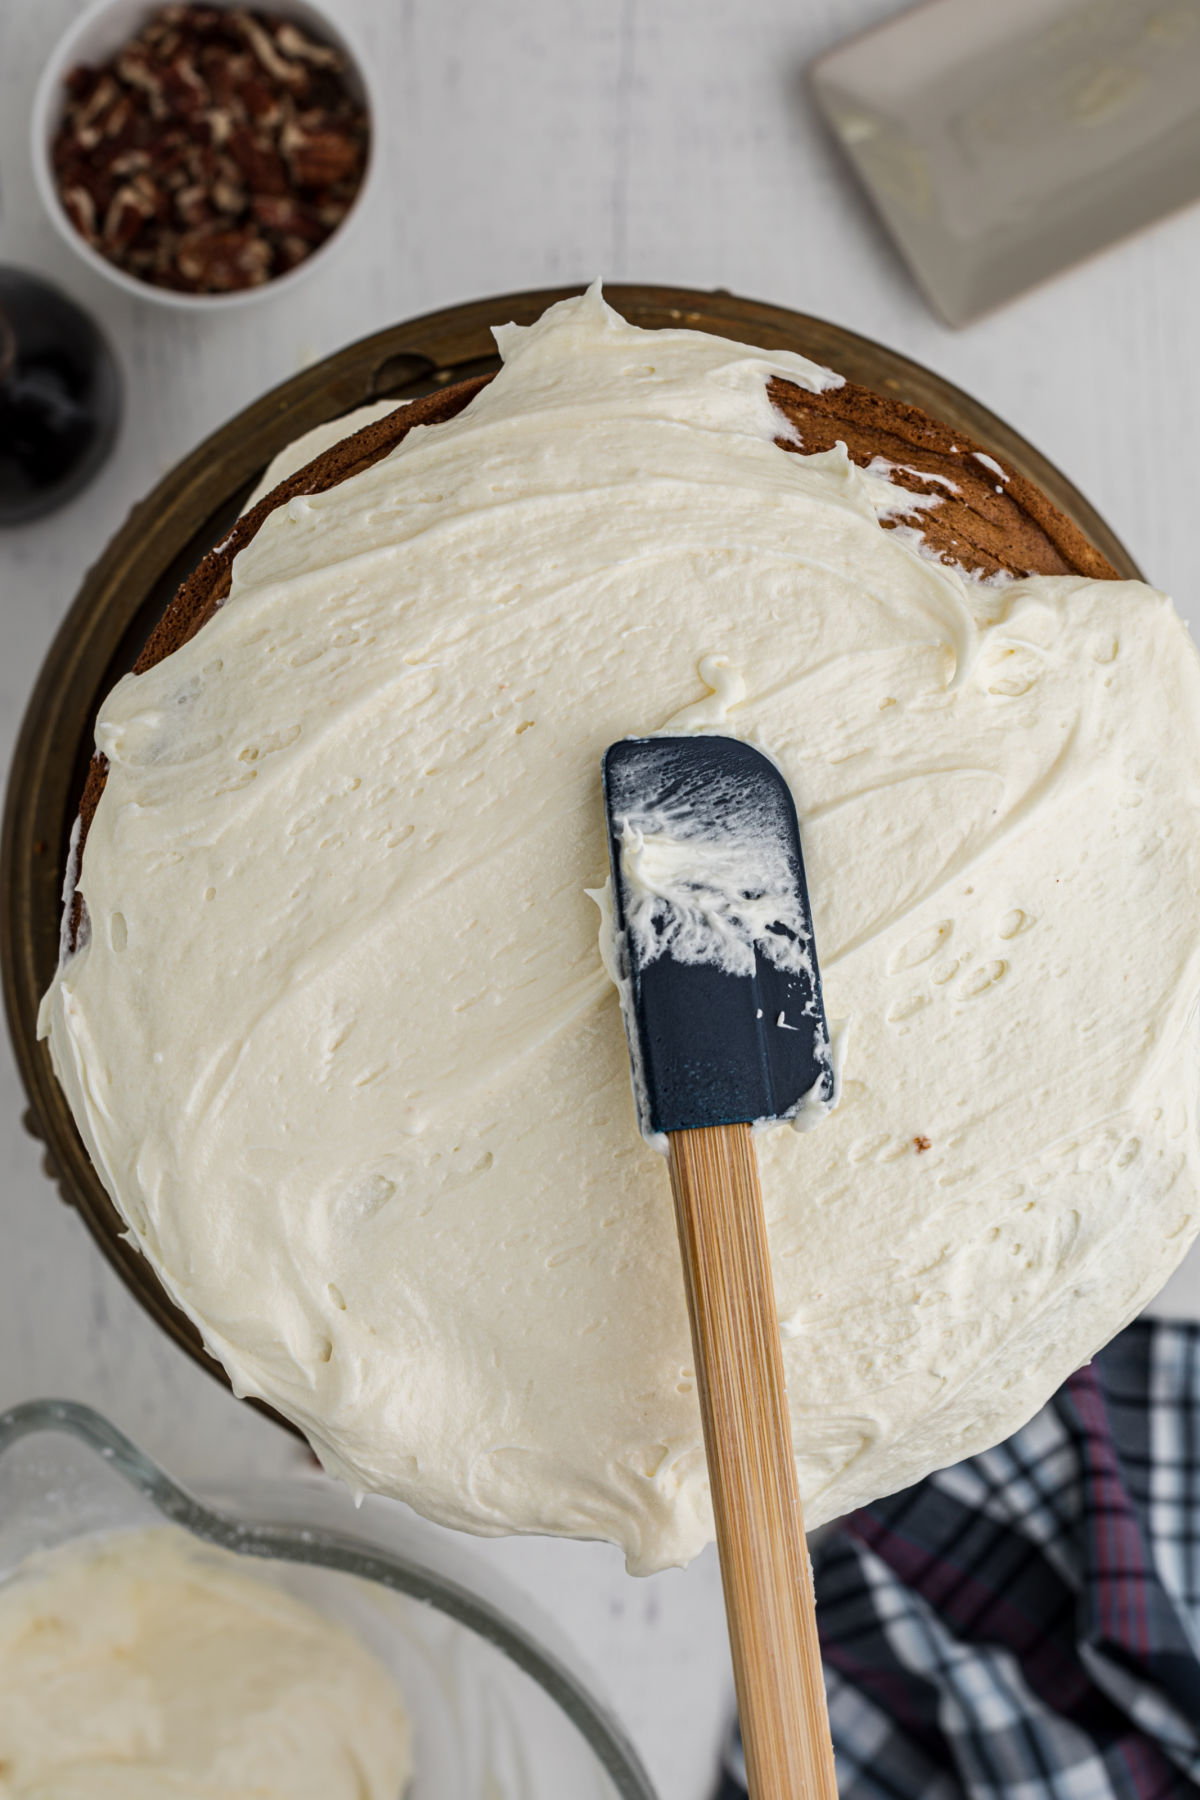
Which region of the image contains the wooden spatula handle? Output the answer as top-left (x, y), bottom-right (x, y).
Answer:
top-left (668, 1122), bottom-right (837, 1800)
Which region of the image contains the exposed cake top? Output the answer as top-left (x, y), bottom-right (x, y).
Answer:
top-left (40, 287), bottom-right (1200, 1571)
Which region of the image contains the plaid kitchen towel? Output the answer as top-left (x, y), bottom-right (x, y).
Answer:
top-left (716, 1320), bottom-right (1200, 1799)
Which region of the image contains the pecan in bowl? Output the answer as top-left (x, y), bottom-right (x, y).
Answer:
top-left (41, 5), bottom-right (371, 300)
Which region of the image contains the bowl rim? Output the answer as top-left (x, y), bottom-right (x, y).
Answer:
top-left (0, 1395), bottom-right (659, 1799)
top-left (0, 280), bottom-right (1144, 1477)
top-left (29, 0), bottom-right (379, 312)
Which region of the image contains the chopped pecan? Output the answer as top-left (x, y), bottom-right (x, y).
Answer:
top-left (174, 182), bottom-right (212, 227)
top-left (251, 192), bottom-right (322, 238)
top-left (313, 195), bottom-right (351, 231)
top-left (100, 93), bottom-right (134, 139)
top-left (115, 44), bottom-right (167, 118)
top-left (64, 65), bottom-right (103, 105)
top-left (71, 73), bottom-right (120, 149)
top-left (103, 180), bottom-right (156, 250)
top-left (110, 148), bottom-right (152, 178)
top-left (212, 175), bottom-right (246, 215)
top-left (160, 53), bottom-right (209, 116)
top-left (176, 224), bottom-right (271, 289)
top-left (281, 119), bottom-right (359, 187)
top-left (200, 105), bottom-right (232, 147)
top-left (277, 231), bottom-right (313, 269)
top-left (239, 74), bottom-right (284, 126)
top-left (150, 24), bottom-right (183, 59)
top-left (199, 47), bottom-right (240, 110)
top-left (227, 121), bottom-right (287, 192)
top-left (276, 21), bottom-right (342, 69)
top-left (61, 185), bottom-right (98, 243)
top-left (232, 10), bottom-right (308, 90)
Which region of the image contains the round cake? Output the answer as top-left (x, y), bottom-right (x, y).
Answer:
top-left (39, 287), bottom-right (1200, 1573)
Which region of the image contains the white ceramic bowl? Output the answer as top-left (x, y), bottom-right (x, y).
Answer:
top-left (30, 0), bottom-right (378, 310)
top-left (0, 1399), bottom-right (657, 1798)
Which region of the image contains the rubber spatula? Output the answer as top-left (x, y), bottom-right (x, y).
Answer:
top-left (602, 734), bottom-right (837, 1800)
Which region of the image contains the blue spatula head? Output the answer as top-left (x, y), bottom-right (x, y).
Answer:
top-left (602, 735), bottom-right (833, 1138)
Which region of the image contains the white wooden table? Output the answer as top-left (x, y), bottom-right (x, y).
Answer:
top-left (2, 3), bottom-right (1199, 1795)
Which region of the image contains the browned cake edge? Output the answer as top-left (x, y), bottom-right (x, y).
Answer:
top-left (770, 377), bottom-right (1117, 584)
top-left (73, 377), bottom-right (492, 869)
top-left (66, 367), bottom-right (1118, 947)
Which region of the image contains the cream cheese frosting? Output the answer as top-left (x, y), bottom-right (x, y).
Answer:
top-left (39, 286), bottom-right (1200, 1573)
top-left (0, 1527), bottom-right (412, 1795)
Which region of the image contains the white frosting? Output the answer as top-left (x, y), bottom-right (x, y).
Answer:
top-left (0, 1527), bottom-right (412, 1795)
top-left (609, 764), bottom-right (815, 984)
top-left (39, 286), bottom-right (1200, 1573)
top-left (242, 399), bottom-right (406, 510)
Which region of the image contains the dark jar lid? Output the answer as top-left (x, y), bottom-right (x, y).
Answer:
top-left (0, 267), bottom-right (121, 527)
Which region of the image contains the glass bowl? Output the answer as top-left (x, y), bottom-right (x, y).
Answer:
top-left (0, 1397), bottom-right (657, 1800)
